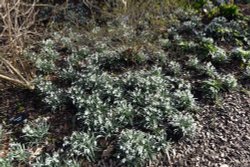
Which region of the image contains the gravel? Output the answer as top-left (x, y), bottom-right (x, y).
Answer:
top-left (166, 92), bottom-right (250, 167)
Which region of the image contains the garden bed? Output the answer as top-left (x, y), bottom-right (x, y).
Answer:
top-left (1, 1), bottom-right (250, 166)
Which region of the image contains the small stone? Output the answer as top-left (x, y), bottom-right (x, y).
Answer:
top-left (220, 164), bottom-right (229, 167)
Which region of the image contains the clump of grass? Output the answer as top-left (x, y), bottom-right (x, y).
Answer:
top-left (22, 117), bottom-right (50, 145)
top-left (202, 74), bottom-right (238, 100)
top-left (208, 3), bottom-right (240, 20)
top-left (231, 47), bottom-right (250, 64)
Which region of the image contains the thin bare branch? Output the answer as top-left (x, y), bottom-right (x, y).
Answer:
top-left (0, 73), bottom-right (34, 90)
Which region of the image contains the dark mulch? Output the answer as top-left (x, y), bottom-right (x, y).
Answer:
top-left (239, 4), bottom-right (250, 16)
top-left (0, 84), bottom-right (75, 154)
top-left (166, 92), bottom-right (250, 167)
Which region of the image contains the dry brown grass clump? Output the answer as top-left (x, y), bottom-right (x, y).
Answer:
top-left (0, 0), bottom-right (38, 89)
top-left (0, 0), bottom-right (38, 54)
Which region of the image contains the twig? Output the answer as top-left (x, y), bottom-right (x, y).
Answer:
top-left (0, 57), bottom-right (27, 83)
top-left (20, 3), bottom-right (55, 8)
top-left (0, 56), bottom-right (34, 90)
top-left (0, 73), bottom-right (34, 90)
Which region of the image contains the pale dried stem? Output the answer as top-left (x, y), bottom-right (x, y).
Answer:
top-left (0, 73), bottom-right (33, 89)
top-left (0, 56), bottom-right (34, 90)
top-left (0, 0), bottom-right (38, 54)
top-left (0, 57), bottom-right (26, 83)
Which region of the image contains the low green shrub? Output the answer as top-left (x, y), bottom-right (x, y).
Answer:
top-left (202, 74), bottom-right (237, 99)
top-left (202, 78), bottom-right (222, 99)
top-left (193, 0), bottom-right (207, 9)
top-left (22, 117), bottom-right (50, 145)
top-left (117, 129), bottom-right (168, 166)
top-left (244, 66), bottom-right (250, 78)
top-left (221, 74), bottom-right (238, 90)
top-left (166, 61), bottom-right (182, 76)
top-left (63, 132), bottom-right (99, 162)
top-left (0, 143), bottom-right (30, 167)
top-left (186, 57), bottom-right (200, 70)
top-left (32, 152), bottom-right (61, 167)
top-left (170, 114), bottom-right (197, 137)
top-left (206, 17), bottom-right (248, 45)
top-left (203, 62), bottom-right (219, 78)
top-left (210, 46), bottom-right (228, 63)
top-left (231, 47), bottom-right (250, 64)
top-left (187, 60), bottom-right (219, 78)
top-left (208, 4), bottom-right (240, 19)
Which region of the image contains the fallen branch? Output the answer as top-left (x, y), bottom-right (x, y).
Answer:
top-left (0, 73), bottom-right (34, 90)
top-left (0, 56), bottom-right (34, 90)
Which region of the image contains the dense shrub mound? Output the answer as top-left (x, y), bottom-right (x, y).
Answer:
top-left (25, 35), bottom-right (197, 166)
